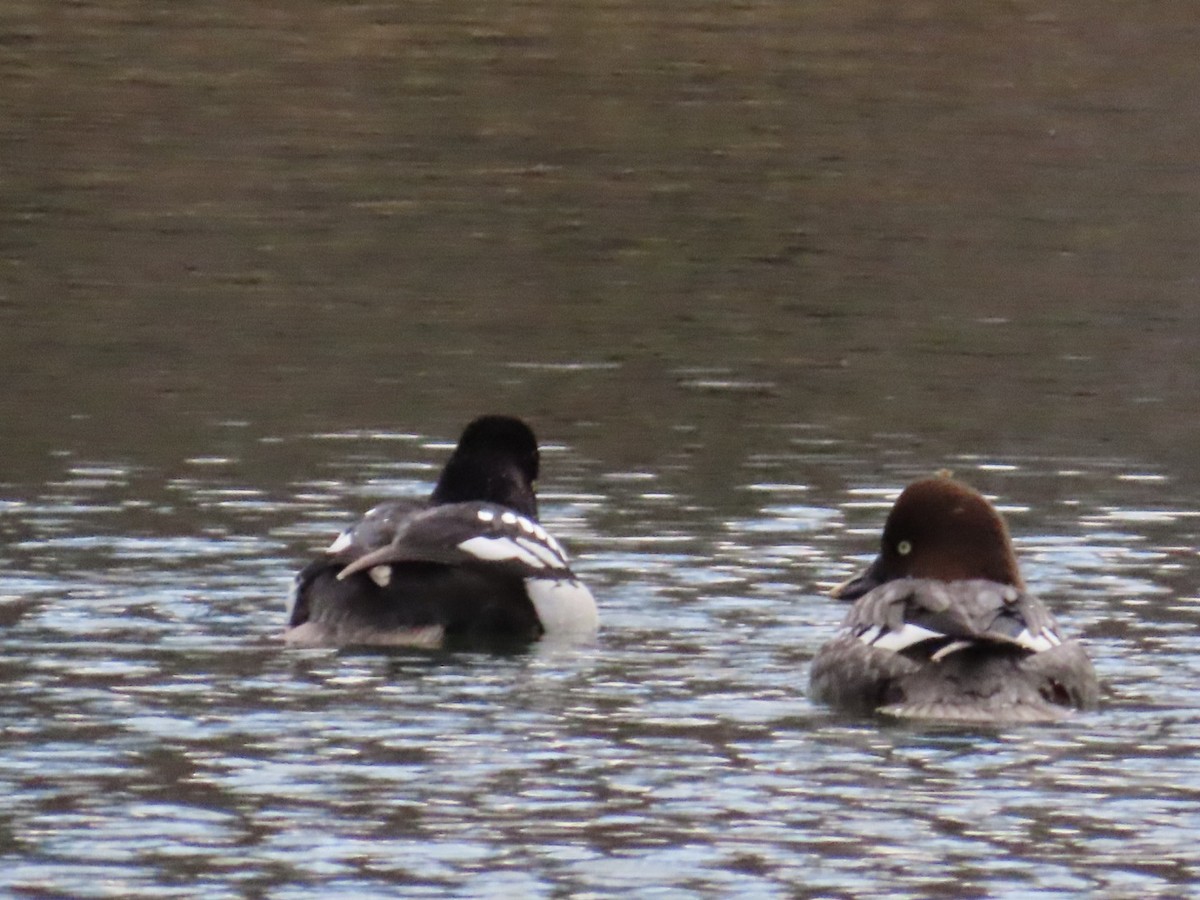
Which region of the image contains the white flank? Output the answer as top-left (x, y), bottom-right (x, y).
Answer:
top-left (368, 565), bottom-right (392, 587)
top-left (326, 531), bottom-right (353, 554)
top-left (871, 623), bottom-right (945, 652)
top-left (526, 577), bottom-right (599, 634)
top-left (458, 535), bottom-right (546, 569)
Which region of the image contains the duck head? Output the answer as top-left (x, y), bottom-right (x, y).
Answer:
top-left (832, 475), bottom-right (1024, 601)
top-left (430, 415), bottom-right (541, 518)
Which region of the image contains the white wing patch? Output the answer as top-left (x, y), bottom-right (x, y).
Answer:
top-left (856, 622), bottom-right (973, 660)
top-left (326, 530), bottom-right (353, 554)
top-left (1014, 627), bottom-right (1061, 652)
top-left (866, 623), bottom-right (945, 653)
top-left (458, 535), bottom-right (548, 569)
top-left (515, 536), bottom-right (567, 568)
top-left (368, 565), bottom-right (392, 587)
top-left (856, 619), bottom-right (1062, 658)
top-left (462, 508), bottom-right (571, 568)
top-left (507, 512), bottom-right (566, 560)
top-left (526, 577), bottom-right (599, 634)
top-left (544, 534), bottom-right (567, 560)
top-left (856, 625), bottom-right (883, 645)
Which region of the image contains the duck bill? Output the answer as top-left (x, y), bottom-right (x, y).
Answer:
top-left (829, 557), bottom-right (885, 601)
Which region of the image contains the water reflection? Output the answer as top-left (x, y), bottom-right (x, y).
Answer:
top-left (2, 425), bottom-right (1199, 895)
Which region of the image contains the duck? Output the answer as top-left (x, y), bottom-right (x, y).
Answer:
top-left (286, 415), bottom-right (598, 646)
top-left (810, 474), bottom-right (1099, 722)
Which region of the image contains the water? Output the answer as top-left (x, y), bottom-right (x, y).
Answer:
top-left (3, 1), bottom-right (1200, 896)
top-left (3, 434), bottom-right (1198, 896)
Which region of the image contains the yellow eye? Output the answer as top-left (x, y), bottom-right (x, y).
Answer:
top-left (897, 540), bottom-right (912, 556)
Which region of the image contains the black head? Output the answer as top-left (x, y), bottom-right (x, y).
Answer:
top-left (429, 415), bottom-right (540, 518)
top-left (832, 475), bottom-right (1024, 601)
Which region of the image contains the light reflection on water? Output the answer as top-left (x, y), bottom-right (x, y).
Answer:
top-left (1, 429), bottom-right (1199, 897)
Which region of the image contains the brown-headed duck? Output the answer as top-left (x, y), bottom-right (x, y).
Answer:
top-left (810, 474), bottom-right (1098, 722)
top-left (287, 415), bottom-right (598, 646)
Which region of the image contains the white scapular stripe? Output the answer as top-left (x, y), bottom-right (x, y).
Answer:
top-left (515, 536), bottom-right (566, 568)
top-left (458, 535), bottom-right (547, 569)
top-left (543, 533), bottom-right (567, 560)
top-left (930, 640), bottom-right (973, 662)
top-left (869, 623), bottom-right (945, 652)
top-left (526, 577), bottom-right (599, 634)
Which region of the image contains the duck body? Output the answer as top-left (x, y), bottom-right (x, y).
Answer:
top-left (810, 577), bottom-right (1098, 721)
top-left (286, 416), bottom-right (597, 646)
top-left (811, 476), bottom-right (1098, 723)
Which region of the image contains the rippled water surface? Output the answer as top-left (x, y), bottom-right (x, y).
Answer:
top-left (4, 1), bottom-right (1200, 896)
top-left (3, 434), bottom-right (1199, 897)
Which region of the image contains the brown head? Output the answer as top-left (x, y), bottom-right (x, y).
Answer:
top-left (831, 475), bottom-right (1024, 600)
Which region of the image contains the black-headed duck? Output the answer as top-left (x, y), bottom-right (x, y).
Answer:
top-left (287, 415), bottom-right (598, 646)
